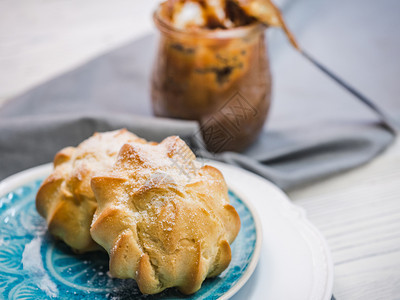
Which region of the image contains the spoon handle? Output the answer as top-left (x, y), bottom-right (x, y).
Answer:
top-left (299, 49), bottom-right (397, 134)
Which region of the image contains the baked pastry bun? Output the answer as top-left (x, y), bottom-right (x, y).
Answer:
top-left (90, 136), bottom-right (240, 294)
top-left (36, 129), bottom-right (145, 252)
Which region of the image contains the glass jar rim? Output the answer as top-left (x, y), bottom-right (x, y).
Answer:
top-left (153, 9), bottom-right (267, 40)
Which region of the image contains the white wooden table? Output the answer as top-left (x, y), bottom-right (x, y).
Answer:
top-left (1, 1), bottom-right (399, 299)
top-left (289, 138), bottom-right (400, 300)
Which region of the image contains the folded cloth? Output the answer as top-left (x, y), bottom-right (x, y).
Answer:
top-left (0, 112), bottom-right (395, 191)
top-left (0, 35), bottom-right (397, 191)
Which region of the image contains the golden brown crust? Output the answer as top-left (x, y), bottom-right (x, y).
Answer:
top-left (90, 136), bottom-right (241, 294)
top-left (36, 129), bottom-right (145, 252)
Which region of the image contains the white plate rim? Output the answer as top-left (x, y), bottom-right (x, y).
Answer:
top-left (210, 161), bottom-right (334, 300)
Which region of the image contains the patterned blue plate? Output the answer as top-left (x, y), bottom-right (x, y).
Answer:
top-left (0, 167), bottom-right (261, 300)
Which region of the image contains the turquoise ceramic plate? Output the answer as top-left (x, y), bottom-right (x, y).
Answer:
top-left (0, 164), bottom-right (262, 300)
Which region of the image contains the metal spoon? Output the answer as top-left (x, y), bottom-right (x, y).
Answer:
top-left (233, 0), bottom-right (397, 133)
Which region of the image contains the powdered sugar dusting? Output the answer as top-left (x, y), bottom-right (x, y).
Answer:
top-left (22, 236), bottom-right (59, 298)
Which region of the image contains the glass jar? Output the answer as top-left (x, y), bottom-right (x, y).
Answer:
top-left (151, 11), bottom-right (271, 153)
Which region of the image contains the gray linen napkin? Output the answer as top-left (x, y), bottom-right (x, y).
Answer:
top-left (0, 34), bottom-right (397, 190)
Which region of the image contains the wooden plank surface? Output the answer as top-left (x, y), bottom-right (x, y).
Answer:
top-left (289, 138), bottom-right (400, 299)
top-left (0, 0), bottom-right (160, 104)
